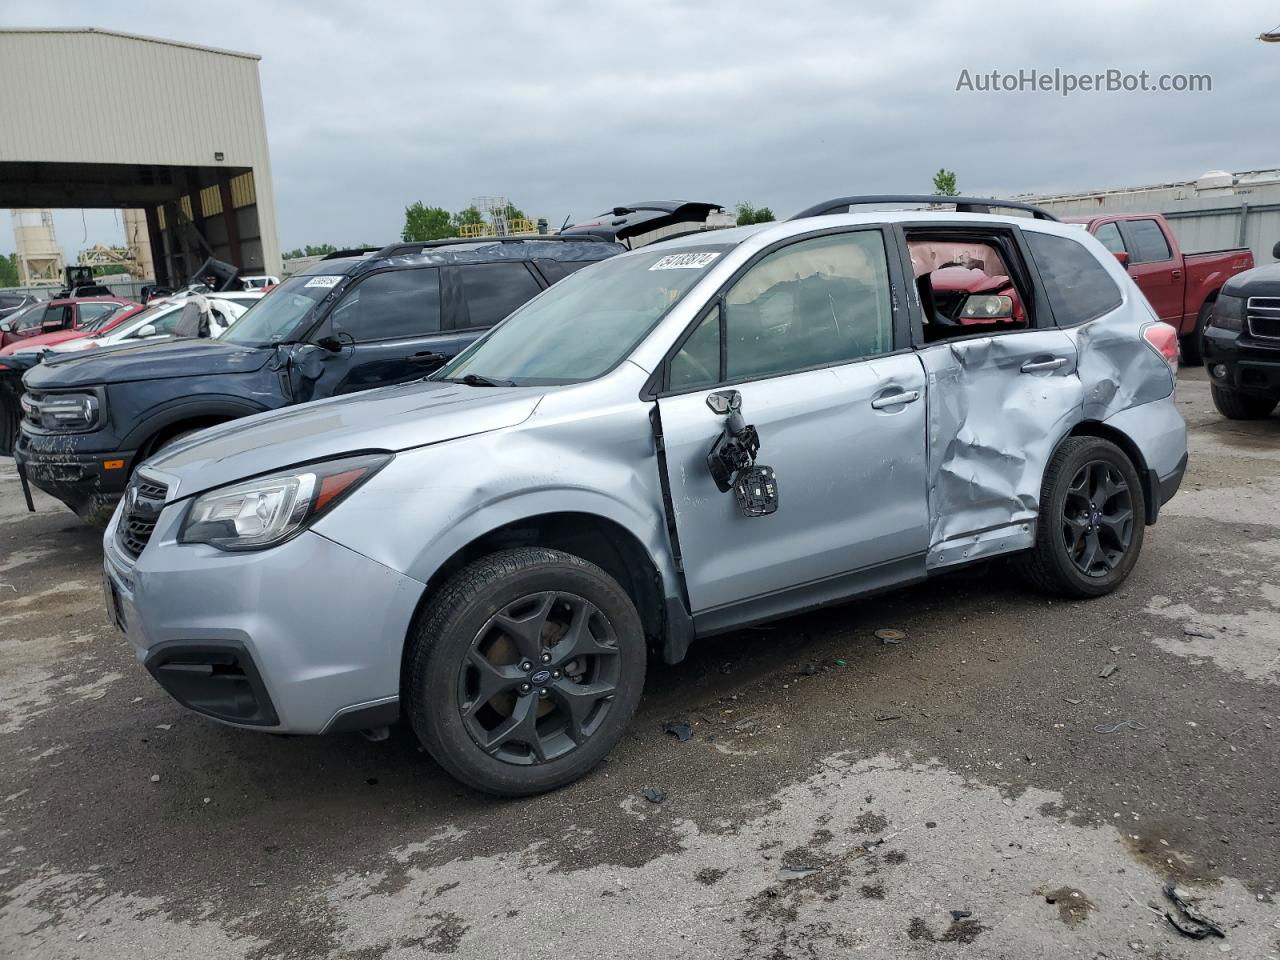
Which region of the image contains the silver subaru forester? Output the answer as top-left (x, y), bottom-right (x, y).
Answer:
top-left (103, 197), bottom-right (1187, 796)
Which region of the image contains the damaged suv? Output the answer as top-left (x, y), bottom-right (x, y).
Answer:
top-left (103, 196), bottom-right (1187, 796)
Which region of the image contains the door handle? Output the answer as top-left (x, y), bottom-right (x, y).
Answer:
top-left (408, 351), bottom-right (447, 363)
top-left (1170, 269), bottom-right (1182, 280)
top-left (1020, 357), bottom-right (1068, 373)
top-left (870, 389), bottom-right (921, 410)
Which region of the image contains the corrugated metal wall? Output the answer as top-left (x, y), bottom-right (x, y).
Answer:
top-left (0, 28), bottom-right (281, 276)
top-left (1024, 172), bottom-right (1280, 265)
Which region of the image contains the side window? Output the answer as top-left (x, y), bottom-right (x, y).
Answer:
top-left (722, 231), bottom-right (893, 380)
top-left (534, 260), bottom-right (598, 283)
top-left (1125, 219), bottom-right (1172, 263)
top-left (330, 268), bottom-right (441, 342)
top-left (459, 262), bottom-right (542, 329)
top-left (1093, 223), bottom-right (1126, 255)
top-left (37, 305), bottom-right (72, 331)
top-left (1025, 231), bottom-right (1124, 326)
top-left (908, 233), bottom-right (1029, 342)
top-left (668, 305), bottom-right (721, 390)
top-left (15, 308), bottom-right (45, 333)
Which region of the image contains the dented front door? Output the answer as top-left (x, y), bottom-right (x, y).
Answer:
top-left (918, 330), bottom-right (1081, 568)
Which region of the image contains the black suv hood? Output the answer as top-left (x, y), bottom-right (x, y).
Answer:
top-left (24, 338), bottom-right (271, 389)
top-left (1223, 261), bottom-right (1280, 299)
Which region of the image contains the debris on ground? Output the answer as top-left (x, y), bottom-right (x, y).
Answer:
top-left (1093, 719), bottom-right (1148, 734)
top-left (875, 628), bottom-right (907, 645)
top-left (874, 713), bottom-right (902, 722)
top-left (834, 659), bottom-right (848, 667)
top-left (642, 787), bottom-right (666, 804)
top-left (950, 910), bottom-right (972, 921)
top-left (1163, 884), bottom-right (1226, 939)
top-left (155, 724), bottom-right (172, 731)
top-left (662, 720), bottom-right (693, 742)
top-left (1183, 625), bottom-right (1216, 640)
top-left (1064, 698), bottom-right (1083, 705)
top-left (719, 661), bottom-right (734, 675)
top-left (799, 661), bottom-right (818, 676)
top-left (777, 863), bottom-right (820, 881)
top-left (1099, 664), bottom-right (1118, 679)
top-left (149, 774), bottom-right (160, 783)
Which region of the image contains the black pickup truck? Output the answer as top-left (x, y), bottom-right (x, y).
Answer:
top-left (15, 236), bottom-right (622, 521)
top-left (1203, 241), bottom-right (1280, 419)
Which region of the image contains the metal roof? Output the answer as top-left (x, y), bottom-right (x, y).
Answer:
top-left (0, 27), bottom-right (260, 60)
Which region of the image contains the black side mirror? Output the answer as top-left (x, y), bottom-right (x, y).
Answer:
top-left (316, 335), bottom-right (343, 353)
top-left (1272, 241), bottom-right (1280, 261)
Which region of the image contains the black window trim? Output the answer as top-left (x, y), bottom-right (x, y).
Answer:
top-left (649, 225), bottom-right (913, 399)
top-left (309, 265), bottom-right (444, 345)
top-left (1117, 217), bottom-right (1173, 265)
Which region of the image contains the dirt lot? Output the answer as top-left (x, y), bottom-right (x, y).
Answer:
top-left (1, 368), bottom-right (1278, 959)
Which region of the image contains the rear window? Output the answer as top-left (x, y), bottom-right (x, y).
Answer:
top-left (1025, 232), bottom-right (1124, 326)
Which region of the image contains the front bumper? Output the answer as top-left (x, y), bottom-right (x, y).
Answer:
top-left (1203, 326), bottom-right (1280, 397)
top-left (103, 501), bottom-right (424, 734)
top-left (15, 431), bottom-right (135, 520)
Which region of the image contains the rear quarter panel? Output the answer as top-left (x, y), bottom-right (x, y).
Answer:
top-left (1182, 249), bottom-right (1255, 328)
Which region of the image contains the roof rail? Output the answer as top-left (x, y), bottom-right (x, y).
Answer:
top-left (376, 235), bottom-right (614, 258)
top-left (321, 247), bottom-right (381, 260)
top-left (790, 195), bottom-right (1059, 222)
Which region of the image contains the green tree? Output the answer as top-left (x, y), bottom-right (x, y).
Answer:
top-left (0, 253), bottom-right (19, 288)
top-left (932, 168), bottom-right (959, 196)
top-left (735, 202), bottom-right (776, 226)
top-left (401, 203), bottom-right (454, 242)
top-left (451, 206), bottom-right (485, 230)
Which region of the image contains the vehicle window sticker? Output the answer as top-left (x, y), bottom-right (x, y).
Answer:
top-left (649, 252), bottom-right (720, 271)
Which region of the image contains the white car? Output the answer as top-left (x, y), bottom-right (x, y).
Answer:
top-left (46, 293), bottom-right (264, 353)
top-left (240, 275), bottom-right (279, 290)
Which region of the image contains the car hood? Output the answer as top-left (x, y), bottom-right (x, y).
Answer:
top-left (144, 379), bottom-right (547, 499)
top-left (0, 328), bottom-right (86, 355)
top-left (1223, 261), bottom-right (1280, 298)
top-left (23, 338), bottom-right (271, 388)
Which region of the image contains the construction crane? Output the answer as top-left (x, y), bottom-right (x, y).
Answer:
top-left (457, 196), bottom-right (538, 239)
top-left (77, 243), bottom-right (145, 280)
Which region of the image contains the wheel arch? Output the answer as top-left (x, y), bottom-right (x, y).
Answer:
top-left (401, 509), bottom-right (687, 701)
top-left (1064, 420), bottom-right (1156, 524)
top-left (124, 398), bottom-right (265, 464)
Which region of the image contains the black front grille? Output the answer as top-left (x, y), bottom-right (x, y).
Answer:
top-left (1247, 297), bottom-right (1280, 340)
top-left (116, 475), bottom-right (168, 559)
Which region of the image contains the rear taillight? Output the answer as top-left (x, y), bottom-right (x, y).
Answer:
top-left (1142, 321), bottom-right (1179, 374)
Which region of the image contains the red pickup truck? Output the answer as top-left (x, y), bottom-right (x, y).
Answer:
top-left (1062, 213), bottom-right (1254, 364)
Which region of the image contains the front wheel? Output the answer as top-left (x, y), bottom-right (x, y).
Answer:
top-left (1015, 436), bottom-right (1146, 598)
top-left (1211, 385), bottom-right (1278, 421)
top-left (406, 547), bottom-right (647, 796)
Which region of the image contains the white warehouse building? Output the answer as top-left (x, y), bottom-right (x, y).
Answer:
top-left (0, 27), bottom-right (282, 285)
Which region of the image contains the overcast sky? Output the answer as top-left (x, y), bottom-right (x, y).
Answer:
top-left (3, 0), bottom-right (1278, 256)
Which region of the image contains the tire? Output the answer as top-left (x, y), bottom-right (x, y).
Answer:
top-left (1211, 385), bottom-right (1278, 421)
top-left (1015, 436), bottom-right (1146, 599)
top-left (1179, 301), bottom-right (1211, 367)
top-left (406, 547), bottom-right (646, 796)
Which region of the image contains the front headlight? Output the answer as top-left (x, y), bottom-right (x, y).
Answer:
top-left (22, 391), bottom-right (100, 431)
top-left (1209, 294), bottom-right (1244, 332)
top-left (960, 294), bottom-right (1014, 319)
top-left (179, 453), bottom-right (391, 551)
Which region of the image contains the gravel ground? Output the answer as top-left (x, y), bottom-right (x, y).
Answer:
top-left (1, 368), bottom-right (1277, 959)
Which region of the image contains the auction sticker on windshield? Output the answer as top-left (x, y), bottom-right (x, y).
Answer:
top-left (649, 252), bottom-right (720, 271)
top-left (304, 276), bottom-right (343, 288)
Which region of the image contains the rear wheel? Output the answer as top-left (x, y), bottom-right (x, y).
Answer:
top-left (406, 547), bottom-right (646, 796)
top-left (1179, 301), bottom-right (1211, 367)
top-left (1211, 385), bottom-right (1278, 420)
top-left (1016, 436), bottom-right (1145, 598)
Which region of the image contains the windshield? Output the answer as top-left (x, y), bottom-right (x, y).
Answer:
top-left (220, 274), bottom-right (337, 346)
top-left (435, 247), bottom-right (726, 386)
top-left (80, 304), bottom-right (125, 332)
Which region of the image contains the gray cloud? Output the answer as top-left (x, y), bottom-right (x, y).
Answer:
top-left (3, 0), bottom-right (1277, 255)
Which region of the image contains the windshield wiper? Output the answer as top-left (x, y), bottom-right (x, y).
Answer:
top-left (446, 373), bottom-right (516, 387)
